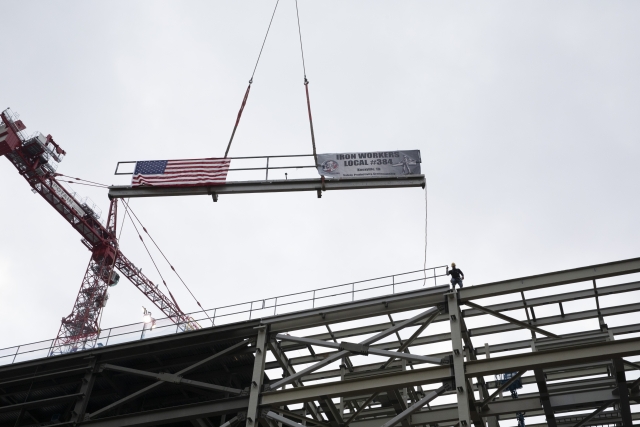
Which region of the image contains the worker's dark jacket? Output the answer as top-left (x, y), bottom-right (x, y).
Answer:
top-left (448, 268), bottom-right (463, 279)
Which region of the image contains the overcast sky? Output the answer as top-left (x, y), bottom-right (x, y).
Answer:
top-left (1, 1), bottom-right (639, 350)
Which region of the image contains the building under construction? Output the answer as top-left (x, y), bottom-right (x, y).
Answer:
top-left (1, 256), bottom-right (639, 427)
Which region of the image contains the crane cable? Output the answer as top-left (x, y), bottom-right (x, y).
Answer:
top-left (120, 201), bottom-right (180, 308)
top-left (224, 0), bottom-right (280, 158)
top-left (55, 173), bottom-right (109, 188)
top-left (121, 199), bottom-right (213, 323)
top-left (295, 0), bottom-right (318, 166)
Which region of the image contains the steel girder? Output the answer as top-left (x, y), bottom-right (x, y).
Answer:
top-left (2, 256), bottom-right (640, 427)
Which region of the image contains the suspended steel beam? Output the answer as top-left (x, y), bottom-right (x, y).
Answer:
top-left (266, 306), bottom-right (441, 391)
top-left (379, 385), bottom-right (448, 427)
top-left (274, 334), bottom-right (446, 365)
top-left (108, 176), bottom-right (426, 200)
top-left (100, 364), bottom-right (243, 394)
top-left (463, 301), bottom-right (560, 338)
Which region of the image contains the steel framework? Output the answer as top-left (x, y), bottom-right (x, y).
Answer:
top-left (1, 256), bottom-right (640, 427)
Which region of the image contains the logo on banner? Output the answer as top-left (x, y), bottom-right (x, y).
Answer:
top-left (392, 155), bottom-right (418, 175)
top-left (321, 160), bottom-right (339, 173)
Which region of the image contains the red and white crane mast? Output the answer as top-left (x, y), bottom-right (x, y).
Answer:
top-left (0, 109), bottom-right (199, 355)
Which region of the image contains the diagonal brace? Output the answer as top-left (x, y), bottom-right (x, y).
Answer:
top-left (343, 392), bottom-right (380, 425)
top-left (267, 306), bottom-right (440, 390)
top-left (380, 384), bottom-right (448, 427)
top-left (381, 312), bottom-right (438, 370)
top-left (86, 338), bottom-right (253, 420)
top-left (266, 411), bottom-right (307, 427)
top-left (478, 370), bottom-right (526, 410)
top-left (100, 363), bottom-right (243, 394)
top-left (464, 300), bottom-right (560, 338)
top-left (572, 400), bottom-right (615, 427)
top-left (275, 334), bottom-right (446, 365)
top-left (268, 339), bottom-right (323, 422)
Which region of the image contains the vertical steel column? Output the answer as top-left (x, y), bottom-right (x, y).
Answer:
top-left (247, 325), bottom-right (269, 427)
top-left (612, 358), bottom-right (633, 426)
top-left (71, 357), bottom-right (98, 423)
top-left (447, 292), bottom-right (470, 426)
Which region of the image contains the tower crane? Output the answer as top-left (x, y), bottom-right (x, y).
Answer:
top-left (0, 109), bottom-right (199, 355)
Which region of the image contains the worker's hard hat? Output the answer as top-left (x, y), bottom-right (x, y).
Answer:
top-left (451, 262), bottom-right (456, 267)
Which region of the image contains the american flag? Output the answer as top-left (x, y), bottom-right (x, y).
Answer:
top-left (131, 158), bottom-right (231, 187)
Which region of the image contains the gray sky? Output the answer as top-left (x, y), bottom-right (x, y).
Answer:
top-left (1, 1), bottom-right (639, 349)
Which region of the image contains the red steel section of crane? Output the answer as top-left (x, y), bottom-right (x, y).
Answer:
top-left (0, 109), bottom-right (199, 353)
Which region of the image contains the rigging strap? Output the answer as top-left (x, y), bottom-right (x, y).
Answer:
top-left (304, 79), bottom-right (318, 166)
top-left (223, 0), bottom-right (280, 158)
top-left (224, 83), bottom-right (251, 158)
top-left (295, 0), bottom-right (318, 166)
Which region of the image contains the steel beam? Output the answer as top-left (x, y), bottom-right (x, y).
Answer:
top-left (572, 400), bottom-right (614, 427)
top-left (267, 306), bottom-right (441, 391)
top-left (266, 411), bottom-right (306, 427)
top-left (71, 358), bottom-right (99, 422)
top-left (107, 176), bottom-right (426, 199)
top-left (463, 301), bottom-right (559, 338)
top-left (534, 369), bottom-right (556, 427)
top-left (459, 256), bottom-right (640, 300)
top-left (347, 388), bottom-right (628, 427)
top-left (263, 286), bottom-right (448, 335)
top-left (613, 358), bottom-right (633, 426)
top-left (267, 339), bottom-right (323, 422)
top-left (447, 292), bottom-right (471, 426)
top-left (247, 326), bottom-right (268, 427)
top-left (0, 393), bottom-right (83, 414)
top-left (478, 370), bottom-right (526, 410)
top-left (380, 385), bottom-right (447, 427)
top-left (262, 337), bottom-right (640, 407)
top-left (380, 313), bottom-right (438, 369)
top-left (86, 338), bottom-right (252, 420)
top-left (274, 334), bottom-right (445, 365)
top-left (465, 337), bottom-right (640, 378)
top-left (80, 397), bottom-right (250, 427)
top-left (100, 363), bottom-right (243, 394)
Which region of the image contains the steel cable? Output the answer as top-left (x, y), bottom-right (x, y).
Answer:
top-left (121, 199), bottom-right (212, 323)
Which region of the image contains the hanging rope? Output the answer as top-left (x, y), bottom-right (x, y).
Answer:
top-left (224, 0), bottom-right (280, 158)
top-left (423, 183), bottom-right (428, 285)
top-left (295, 0), bottom-right (318, 166)
top-left (122, 199), bottom-right (213, 323)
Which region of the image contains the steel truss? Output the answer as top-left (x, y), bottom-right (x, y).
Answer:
top-left (1, 257), bottom-right (640, 427)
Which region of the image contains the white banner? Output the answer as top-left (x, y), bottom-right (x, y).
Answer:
top-left (316, 150), bottom-right (421, 179)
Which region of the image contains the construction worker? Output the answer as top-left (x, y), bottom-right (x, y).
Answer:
top-left (447, 262), bottom-right (464, 289)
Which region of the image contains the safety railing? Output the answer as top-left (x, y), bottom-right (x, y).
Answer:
top-left (114, 154), bottom-right (318, 182)
top-left (0, 265), bottom-right (448, 365)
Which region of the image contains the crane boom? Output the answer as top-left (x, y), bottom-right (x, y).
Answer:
top-left (0, 109), bottom-right (199, 353)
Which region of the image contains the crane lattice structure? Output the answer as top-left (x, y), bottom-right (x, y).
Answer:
top-left (0, 109), bottom-right (198, 355)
